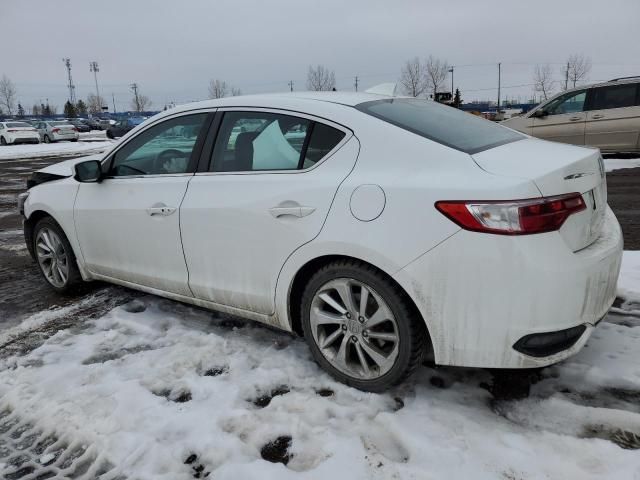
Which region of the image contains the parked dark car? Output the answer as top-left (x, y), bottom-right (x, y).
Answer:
top-left (69, 119), bottom-right (91, 133)
top-left (106, 117), bottom-right (145, 138)
top-left (84, 118), bottom-right (103, 130)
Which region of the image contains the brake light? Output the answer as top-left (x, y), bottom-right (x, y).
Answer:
top-left (52, 128), bottom-right (60, 133)
top-left (7, 129), bottom-right (17, 132)
top-left (72, 127), bottom-right (78, 132)
top-left (435, 193), bottom-right (586, 235)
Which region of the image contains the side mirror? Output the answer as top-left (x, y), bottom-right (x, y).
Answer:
top-left (531, 109), bottom-right (548, 118)
top-left (74, 160), bottom-right (103, 183)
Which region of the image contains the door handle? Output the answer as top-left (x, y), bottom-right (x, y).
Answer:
top-left (269, 205), bottom-right (316, 218)
top-left (569, 116), bottom-right (582, 121)
top-left (147, 205), bottom-right (176, 216)
top-left (591, 114), bottom-right (604, 119)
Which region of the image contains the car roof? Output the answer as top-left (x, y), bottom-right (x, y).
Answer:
top-left (166, 91), bottom-right (388, 115)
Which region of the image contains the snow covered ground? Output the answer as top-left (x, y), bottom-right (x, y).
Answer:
top-left (0, 140), bottom-right (114, 161)
top-left (605, 156), bottom-right (640, 173)
top-left (1, 257), bottom-right (639, 479)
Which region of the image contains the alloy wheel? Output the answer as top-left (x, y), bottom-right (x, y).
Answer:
top-left (309, 278), bottom-right (400, 380)
top-left (35, 227), bottom-right (69, 288)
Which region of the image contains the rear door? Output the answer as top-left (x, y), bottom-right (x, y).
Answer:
top-left (531, 89), bottom-right (588, 145)
top-left (180, 109), bottom-right (357, 314)
top-left (74, 112), bottom-right (212, 295)
top-left (585, 82), bottom-right (640, 152)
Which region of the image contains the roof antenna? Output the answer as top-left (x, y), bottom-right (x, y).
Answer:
top-left (364, 82), bottom-right (399, 96)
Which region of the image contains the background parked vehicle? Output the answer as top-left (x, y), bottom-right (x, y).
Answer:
top-left (68, 119), bottom-right (91, 133)
top-left (35, 121), bottom-right (79, 143)
top-left (502, 76), bottom-right (640, 153)
top-left (0, 121), bottom-right (40, 145)
top-left (106, 117), bottom-right (145, 138)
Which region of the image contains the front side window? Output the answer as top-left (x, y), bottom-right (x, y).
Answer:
top-left (210, 112), bottom-right (345, 172)
top-left (109, 114), bottom-right (207, 177)
top-left (544, 90), bottom-right (587, 115)
top-left (590, 84), bottom-right (638, 110)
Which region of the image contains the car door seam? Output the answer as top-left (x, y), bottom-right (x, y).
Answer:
top-left (179, 174), bottom-right (197, 298)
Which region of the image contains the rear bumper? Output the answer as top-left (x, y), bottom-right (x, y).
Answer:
top-left (393, 206), bottom-right (623, 368)
top-left (7, 135), bottom-right (39, 144)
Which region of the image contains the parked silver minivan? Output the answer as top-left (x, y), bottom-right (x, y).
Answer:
top-left (502, 77), bottom-right (640, 153)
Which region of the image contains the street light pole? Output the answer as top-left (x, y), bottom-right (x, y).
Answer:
top-left (89, 61), bottom-right (101, 109)
top-left (449, 67), bottom-right (454, 97)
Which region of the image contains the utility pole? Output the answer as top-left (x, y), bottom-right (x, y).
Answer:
top-left (564, 61), bottom-right (570, 90)
top-left (112, 93), bottom-right (116, 113)
top-left (130, 83), bottom-right (140, 112)
top-left (448, 66), bottom-right (454, 95)
top-left (62, 58), bottom-right (76, 103)
top-left (89, 61), bottom-right (101, 108)
top-left (288, 80), bottom-right (294, 92)
top-left (497, 62), bottom-right (501, 112)
top-left (354, 75), bottom-right (359, 92)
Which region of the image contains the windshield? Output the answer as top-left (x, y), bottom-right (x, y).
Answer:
top-left (356, 98), bottom-right (524, 154)
top-left (6, 122), bottom-right (32, 128)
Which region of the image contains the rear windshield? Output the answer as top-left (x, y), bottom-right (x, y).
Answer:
top-left (356, 98), bottom-right (524, 154)
top-left (50, 121), bottom-right (71, 126)
top-left (6, 122), bottom-right (31, 128)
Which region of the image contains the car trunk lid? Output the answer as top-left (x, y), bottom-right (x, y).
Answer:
top-left (472, 138), bottom-right (606, 251)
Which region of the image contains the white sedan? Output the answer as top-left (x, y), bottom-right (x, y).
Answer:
top-left (0, 121), bottom-right (40, 145)
top-left (19, 92), bottom-right (622, 391)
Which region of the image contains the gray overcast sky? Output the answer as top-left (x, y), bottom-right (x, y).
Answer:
top-left (2, 0), bottom-right (639, 112)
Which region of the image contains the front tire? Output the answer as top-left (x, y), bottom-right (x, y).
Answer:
top-left (301, 260), bottom-right (426, 392)
top-left (0, 136), bottom-right (6, 146)
top-left (33, 217), bottom-right (83, 293)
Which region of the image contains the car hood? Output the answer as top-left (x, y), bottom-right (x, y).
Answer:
top-left (36, 154), bottom-right (103, 177)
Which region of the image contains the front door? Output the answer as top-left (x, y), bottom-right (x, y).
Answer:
top-left (180, 110), bottom-right (358, 314)
top-left (532, 89), bottom-right (587, 145)
top-left (74, 112), bottom-right (210, 296)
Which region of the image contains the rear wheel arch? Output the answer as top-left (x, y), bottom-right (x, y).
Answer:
top-left (288, 254), bottom-right (433, 353)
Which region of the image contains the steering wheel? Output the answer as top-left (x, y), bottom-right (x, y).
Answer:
top-left (153, 149), bottom-right (189, 174)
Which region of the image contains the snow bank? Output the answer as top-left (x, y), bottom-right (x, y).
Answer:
top-left (617, 250), bottom-right (640, 306)
top-left (0, 141), bottom-right (114, 160)
top-left (605, 156), bottom-right (640, 172)
top-left (1, 258), bottom-right (639, 478)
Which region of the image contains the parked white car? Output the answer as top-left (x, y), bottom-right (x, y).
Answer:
top-left (19, 92), bottom-right (622, 391)
top-left (35, 121), bottom-right (79, 143)
top-left (0, 121), bottom-right (40, 145)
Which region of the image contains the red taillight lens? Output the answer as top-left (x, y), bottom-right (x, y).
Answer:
top-left (7, 129), bottom-right (17, 132)
top-left (72, 127), bottom-right (78, 132)
top-left (435, 193), bottom-right (586, 235)
top-left (52, 128), bottom-right (60, 133)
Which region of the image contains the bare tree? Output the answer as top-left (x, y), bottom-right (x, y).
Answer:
top-left (130, 83), bottom-right (151, 112)
top-left (0, 75), bottom-right (17, 115)
top-left (567, 54), bottom-right (591, 88)
top-left (425, 56), bottom-right (450, 97)
top-left (87, 93), bottom-right (106, 114)
top-left (533, 64), bottom-right (555, 100)
top-left (399, 57), bottom-right (428, 97)
top-left (231, 87), bottom-right (242, 97)
top-left (208, 79), bottom-right (228, 99)
top-left (306, 65), bottom-right (336, 91)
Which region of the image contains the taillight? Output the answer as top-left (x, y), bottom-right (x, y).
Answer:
top-left (7, 129), bottom-right (17, 132)
top-left (72, 127), bottom-right (78, 132)
top-left (435, 193), bottom-right (586, 235)
top-left (52, 128), bottom-right (60, 133)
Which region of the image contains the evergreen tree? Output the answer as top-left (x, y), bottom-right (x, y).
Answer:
top-left (32, 104), bottom-right (40, 116)
top-left (75, 99), bottom-right (87, 116)
top-left (43, 103), bottom-right (51, 116)
top-left (40, 103), bottom-right (47, 116)
top-left (17, 103), bottom-right (25, 117)
top-left (453, 88), bottom-right (462, 108)
top-left (64, 100), bottom-right (77, 118)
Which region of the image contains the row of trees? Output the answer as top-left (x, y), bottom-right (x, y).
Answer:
top-left (533, 54), bottom-right (592, 100)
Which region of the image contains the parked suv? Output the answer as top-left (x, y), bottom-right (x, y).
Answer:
top-left (36, 121), bottom-right (79, 143)
top-left (502, 76), bottom-right (640, 153)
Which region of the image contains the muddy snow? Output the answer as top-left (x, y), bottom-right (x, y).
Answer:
top-left (0, 257), bottom-right (639, 479)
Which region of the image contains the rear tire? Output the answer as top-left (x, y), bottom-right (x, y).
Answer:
top-left (106, 130), bottom-right (114, 139)
top-left (0, 136), bottom-right (6, 146)
top-left (43, 135), bottom-right (51, 143)
top-left (33, 217), bottom-right (83, 294)
top-left (301, 259), bottom-right (427, 392)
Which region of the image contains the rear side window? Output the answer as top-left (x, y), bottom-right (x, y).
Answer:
top-left (356, 98), bottom-right (523, 154)
top-left (590, 84), bottom-right (638, 110)
top-left (210, 112), bottom-right (345, 172)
